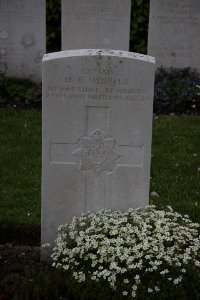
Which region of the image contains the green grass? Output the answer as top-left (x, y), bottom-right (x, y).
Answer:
top-left (0, 109), bottom-right (41, 226)
top-left (0, 109), bottom-right (199, 227)
top-left (150, 115), bottom-right (200, 222)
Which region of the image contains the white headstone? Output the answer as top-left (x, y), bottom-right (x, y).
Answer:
top-left (0, 0), bottom-right (46, 82)
top-left (148, 0), bottom-right (200, 70)
top-left (62, 0), bottom-right (131, 51)
top-left (42, 49), bottom-right (155, 249)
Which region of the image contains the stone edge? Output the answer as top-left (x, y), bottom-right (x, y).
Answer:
top-left (43, 49), bottom-right (155, 64)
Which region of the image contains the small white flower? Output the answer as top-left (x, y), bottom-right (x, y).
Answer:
top-left (132, 285), bottom-right (137, 291)
top-left (197, 167), bottom-right (200, 172)
top-left (160, 269), bottom-right (169, 275)
top-left (166, 206), bottom-right (173, 212)
top-left (122, 291), bottom-right (128, 296)
top-left (42, 243), bottom-right (50, 248)
top-left (173, 278), bottom-right (181, 285)
top-left (51, 207), bottom-right (200, 297)
top-left (63, 265), bottom-right (69, 270)
top-left (181, 269), bottom-right (186, 273)
top-left (132, 291), bottom-right (136, 298)
top-left (150, 191), bottom-right (159, 198)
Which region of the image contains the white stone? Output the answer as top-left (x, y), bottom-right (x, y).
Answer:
top-left (41, 49), bottom-right (155, 250)
top-left (148, 0), bottom-right (200, 70)
top-left (0, 0), bottom-right (46, 82)
top-left (61, 0), bottom-right (131, 51)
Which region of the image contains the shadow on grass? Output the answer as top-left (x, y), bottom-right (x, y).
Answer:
top-left (0, 223), bottom-right (40, 245)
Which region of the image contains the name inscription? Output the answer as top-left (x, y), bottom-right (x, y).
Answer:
top-left (46, 86), bottom-right (145, 102)
top-left (0, 0), bottom-right (44, 17)
top-left (149, 47), bottom-right (200, 58)
top-left (46, 74), bottom-right (146, 102)
top-left (46, 59), bottom-right (147, 102)
top-left (153, 1), bottom-right (200, 25)
top-left (153, 14), bottom-right (200, 26)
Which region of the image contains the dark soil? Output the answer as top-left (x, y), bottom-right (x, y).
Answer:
top-left (0, 225), bottom-right (41, 281)
top-left (0, 243), bottom-right (41, 281)
top-left (0, 226), bottom-right (43, 299)
top-left (0, 229), bottom-right (72, 300)
top-left (0, 243), bottom-right (42, 299)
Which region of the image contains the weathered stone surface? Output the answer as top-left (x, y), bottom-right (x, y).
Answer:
top-left (61, 0), bottom-right (131, 51)
top-left (148, 0), bottom-right (200, 70)
top-left (42, 49), bottom-right (155, 249)
top-left (0, 0), bottom-right (46, 82)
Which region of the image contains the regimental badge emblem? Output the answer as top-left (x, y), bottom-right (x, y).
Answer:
top-left (73, 129), bottom-right (120, 175)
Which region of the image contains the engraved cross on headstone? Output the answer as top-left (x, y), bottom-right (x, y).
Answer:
top-left (50, 106), bottom-right (144, 212)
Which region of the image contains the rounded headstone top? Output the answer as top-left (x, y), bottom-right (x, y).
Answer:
top-left (43, 49), bottom-right (155, 64)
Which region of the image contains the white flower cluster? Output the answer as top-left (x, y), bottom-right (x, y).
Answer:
top-left (51, 206), bottom-right (200, 299)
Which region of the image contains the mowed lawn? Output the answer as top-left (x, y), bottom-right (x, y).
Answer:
top-left (0, 109), bottom-right (199, 227)
top-left (0, 109), bottom-right (41, 226)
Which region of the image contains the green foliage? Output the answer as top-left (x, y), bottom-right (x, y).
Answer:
top-left (0, 109), bottom-right (41, 226)
top-left (45, 0), bottom-right (150, 54)
top-left (66, 265), bottom-right (200, 300)
top-left (46, 0), bottom-right (61, 52)
top-left (2, 65), bottom-right (200, 115)
top-left (1, 208), bottom-right (200, 300)
top-left (130, 0), bottom-right (150, 53)
top-left (1, 266), bottom-right (69, 300)
top-left (0, 111), bottom-right (199, 228)
top-left (67, 275), bottom-right (117, 300)
top-left (151, 115), bottom-right (200, 223)
top-left (1, 264), bottom-right (200, 299)
top-left (0, 75), bottom-right (41, 107)
top-left (51, 208), bottom-right (200, 299)
top-left (0, 109), bottom-right (200, 298)
top-left (1, 258), bottom-right (200, 299)
top-left (154, 67), bottom-right (200, 114)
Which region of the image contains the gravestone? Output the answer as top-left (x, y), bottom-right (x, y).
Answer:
top-left (0, 0), bottom-right (46, 82)
top-left (42, 49), bottom-right (155, 250)
top-left (148, 0), bottom-right (200, 70)
top-left (62, 0), bottom-right (131, 51)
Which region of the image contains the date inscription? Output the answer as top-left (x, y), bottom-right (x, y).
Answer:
top-left (153, 1), bottom-right (200, 25)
